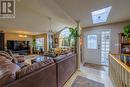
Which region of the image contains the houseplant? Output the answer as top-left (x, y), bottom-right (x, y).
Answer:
top-left (123, 24), bottom-right (130, 43)
top-left (68, 27), bottom-right (80, 53)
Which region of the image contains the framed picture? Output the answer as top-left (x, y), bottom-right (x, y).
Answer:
top-left (55, 38), bottom-right (58, 44)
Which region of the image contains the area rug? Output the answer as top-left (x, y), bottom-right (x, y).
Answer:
top-left (71, 76), bottom-right (105, 87)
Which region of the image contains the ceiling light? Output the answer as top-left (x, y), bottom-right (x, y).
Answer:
top-left (19, 35), bottom-right (27, 38)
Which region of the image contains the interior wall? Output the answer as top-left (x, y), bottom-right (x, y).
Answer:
top-left (83, 21), bottom-right (130, 64)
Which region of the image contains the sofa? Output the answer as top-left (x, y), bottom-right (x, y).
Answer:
top-left (4, 63), bottom-right (56, 87)
top-left (0, 50), bottom-right (76, 87)
top-left (0, 51), bottom-right (57, 87)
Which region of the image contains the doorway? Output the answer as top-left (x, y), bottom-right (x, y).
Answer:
top-left (83, 30), bottom-right (111, 65)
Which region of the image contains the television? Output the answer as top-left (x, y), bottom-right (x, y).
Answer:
top-left (7, 40), bottom-right (30, 51)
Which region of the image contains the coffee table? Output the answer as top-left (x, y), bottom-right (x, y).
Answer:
top-left (31, 56), bottom-right (51, 64)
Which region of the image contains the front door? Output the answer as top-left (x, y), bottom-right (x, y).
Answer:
top-left (84, 30), bottom-right (101, 65)
top-left (83, 29), bottom-right (111, 65)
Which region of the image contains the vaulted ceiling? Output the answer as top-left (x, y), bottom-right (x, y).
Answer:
top-left (0, 0), bottom-right (76, 35)
top-left (0, 0), bottom-right (130, 35)
top-left (55, 0), bottom-right (130, 27)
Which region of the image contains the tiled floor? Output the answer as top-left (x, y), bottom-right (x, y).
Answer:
top-left (84, 63), bottom-right (107, 71)
top-left (63, 64), bottom-right (113, 87)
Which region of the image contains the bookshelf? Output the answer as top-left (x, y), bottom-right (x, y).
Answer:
top-left (119, 33), bottom-right (130, 66)
top-left (119, 33), bottom-right (130, 54)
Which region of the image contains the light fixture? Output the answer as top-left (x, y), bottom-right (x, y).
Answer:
top-left (48, 17), bottom-right (53, 33)
top-left (91, 6), bottom-right (112, 24)
top-left (18, 34), bottom-right (27, 38)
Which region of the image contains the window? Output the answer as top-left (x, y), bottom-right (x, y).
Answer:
top-left (36, 38), bottom-right (44, 51)
top-left (101, 31), bottom-right (111, 65)
top-left (59, 28), bottom-right (71, 47)
top-left (87, 35), bottom-right (97, 49)
top-left (91, 6), bottom-right (112, 24)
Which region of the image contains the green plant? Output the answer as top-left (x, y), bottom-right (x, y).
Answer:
top-left (68, 27), bottom-right (80, 53)
top-left (32, 39), bottom-right (36, 48)
top-left (123, 24), bottom-right (130, 39)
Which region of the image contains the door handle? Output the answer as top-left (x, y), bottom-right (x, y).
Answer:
top-left (98, 44), bottom-right (100, 49)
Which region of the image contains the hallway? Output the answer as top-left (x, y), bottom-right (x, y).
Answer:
top-left (63, 64), bottom-right (113, 87)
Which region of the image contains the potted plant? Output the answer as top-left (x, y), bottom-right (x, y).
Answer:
top-left (68, 27), bottom-right (80, 53)
top-left (123, 24), bottom-right (130, 43)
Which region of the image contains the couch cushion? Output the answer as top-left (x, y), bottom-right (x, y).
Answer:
top-left (16, 63), bottom-right (39, 79)
top-left (16, 59), bottom-right (54, 79)
top-left (0, 55), bottom-right (20, 86)
top-left (0, 55), bottom-right (20, 79)
top-left (3, 63), bottom-right (20, 75)
top-left (0, 51), bottom-right (19, 63)
top-left (6, 49), bottom-right (14, 57)
top-left (0, 68), bottom-right (15, 87)
top-left (17, 62), bottom-right (30, 68)
top-left (0, 51), bottom-right (9, 55)
top-left (0, 56), bottom-right (11, 64)
top-left (0, 51), bottom-right (13, 61)
top-left (0, 56), bottom-right (20, 73)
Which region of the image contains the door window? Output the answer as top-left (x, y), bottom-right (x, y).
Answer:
top-left (87, 35), bottom-right (97, 49)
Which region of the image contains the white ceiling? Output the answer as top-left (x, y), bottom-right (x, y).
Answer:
top-left (0, 0), bottom-right (130, 34)
top-left (55, 0), bottom-right (130, 27)
top-left (0, 0), bottom-right (76, 35)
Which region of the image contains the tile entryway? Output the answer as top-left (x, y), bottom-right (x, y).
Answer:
top-left (63, 65), bottom-right (113, 87)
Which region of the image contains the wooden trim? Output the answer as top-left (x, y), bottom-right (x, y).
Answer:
top-left (109, 54), bottom-right (130, 73)
top-left (112, 53), bottom-right (130, 56)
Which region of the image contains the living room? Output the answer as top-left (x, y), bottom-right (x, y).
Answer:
top-left (0, 0), bottom-right (130, 87)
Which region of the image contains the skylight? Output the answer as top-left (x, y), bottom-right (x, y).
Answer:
top-left (91, 6), bottom-right (112, 24)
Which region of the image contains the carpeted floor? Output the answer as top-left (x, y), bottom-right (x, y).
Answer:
top-left (71, 76), bottom-right (105, 87)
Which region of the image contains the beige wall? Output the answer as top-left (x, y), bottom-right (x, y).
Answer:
top-left (83, 21), bottom-right (130, 54)
top-left (5, 33), bottom-right (32, 41)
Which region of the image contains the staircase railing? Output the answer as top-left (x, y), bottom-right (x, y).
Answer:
top-left (109, 53), bottom-right (130, 87)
